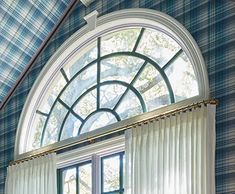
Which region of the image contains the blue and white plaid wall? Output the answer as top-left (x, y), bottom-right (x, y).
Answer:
top-left (0, 0), bottom-right (234, 193)
top-left (0, 0), bottom-right (73, 103)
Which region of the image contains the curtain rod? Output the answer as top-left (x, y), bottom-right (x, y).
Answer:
top-left (10, 99), bottom-right (218, 166)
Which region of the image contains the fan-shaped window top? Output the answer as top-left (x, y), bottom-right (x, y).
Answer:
top-left (26, 27), bottom-right (199, 152)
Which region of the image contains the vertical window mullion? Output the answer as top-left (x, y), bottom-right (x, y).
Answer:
top-left (57, 169), bottom-right (62, 194)
top-left (76, 166), bottom-right (79, 194)
top-left (119, 153), bottom-right (123, 194)
top-left (92, 154), bottom-right (101, 194)
top-left (97, 37), bottom-right (101, 110)
top-left (101, 156), bottom-right (104, 194)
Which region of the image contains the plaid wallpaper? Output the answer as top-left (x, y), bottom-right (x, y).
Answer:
top-left (0, 0), bottom-right (235, 193)
top-left (0, 0), bottom-right (73, 103)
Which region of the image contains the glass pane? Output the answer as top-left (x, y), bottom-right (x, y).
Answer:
top-left (64, 43), bottom-right (97, 79)
top-left (101, 56), bottom-right (144, 83)
top-left (79, 163), bottom-right (92, 194)
top-left (61, 64), bottom-right (97, 107)
top-left (60, 113), bottom-right (82, 140)
top-left (43, 101), bottom-right (68, 146)
top-left (62, 168), bottom-right (77, 194)
top-left (116, 90), bottom-right (143, 120)
top-left (137, 28), bottom-right (181, 67)
top-left (27, 114), bottom-right (46, 151)
top-left (73, 89), bottom-right (97, 119)
top-left (165, 52), bottom-right (199, 102)
top-left (101, 28), bottom-right (141, 56)
top-left (100, 84), bottom-right (126, 109)
top-left (39, 74), bottom-right (66, 114)
top-left (103, 155), bottom-right (120, 192)
top-left (81, 112), bottom-right (117, 134)
top-left (134, 64), bottom-right (170, 111)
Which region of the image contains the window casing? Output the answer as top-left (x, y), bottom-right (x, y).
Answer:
top-left (57, 135), bottom-right (125, 194)
top-left (15, 9), bottom-right (209, 162)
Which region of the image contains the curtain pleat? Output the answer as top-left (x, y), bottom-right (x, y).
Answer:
top-left (5, 153), bottom-right (57, 194)
top-left (125, 104), bottom-right (216, 194)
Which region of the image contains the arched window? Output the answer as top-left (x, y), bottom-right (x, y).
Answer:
top-left (15, 9), bottom-right (209, 157)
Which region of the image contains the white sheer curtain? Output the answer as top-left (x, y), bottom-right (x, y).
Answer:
top-left (5, 153), bottom-right (57, 194)
top-left (125, 104), bottom-right (216, 194)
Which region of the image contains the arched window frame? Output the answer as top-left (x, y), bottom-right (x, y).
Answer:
top-left (14, 8), bottom-right (209, 160)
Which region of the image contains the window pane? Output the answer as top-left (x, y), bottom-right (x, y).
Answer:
top-left (39, 74), bottom-right (67, 114)
top-left (61, 64), bottom-right (97, 107)
top-left (73, 89), bottom-right (97, 119)
top-left (62, 168), bottom-right (77, 194)
top-left (101, 56), bottom-right (144, 84)
top-left (101, 28), bottom-right (141, 56)
top-left (116, 90), bottom-right (143, 120)
top-left (64, 43), bottom-right (97, 79)
top-left (134, 64), bottom-right (170, 111)
top-left (102, 155), bottom-right (120, 192)
top-left (79, 163), bottom-right (92, 194)
top-left (80, 112), bottom-right (117, 134)
top-left (137, 28), bottom-right (181, 67)
top-left (165, 52), bottom-right (199, 102)
top-left (100, 84), bottom-right (126, 109)
top-left (27, 114), bottom-right (46, 151)
top-left (60, 113), bottom-right (82, 140)
top-left (43, 101), bottom-right (68, 146)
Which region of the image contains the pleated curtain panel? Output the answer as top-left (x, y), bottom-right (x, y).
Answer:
top-left (5, 153), bottom-right (57, 194)
top-left (125, 104), bottom-right (216, 194)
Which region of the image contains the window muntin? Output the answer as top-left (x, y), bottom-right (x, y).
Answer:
top-left (25, 26), bottom-right (199, 152)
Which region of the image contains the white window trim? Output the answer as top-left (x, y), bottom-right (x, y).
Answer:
top-left (57, 135), bottom-right (124, 169)
top-left (14, 8), bottom-right (209, 160)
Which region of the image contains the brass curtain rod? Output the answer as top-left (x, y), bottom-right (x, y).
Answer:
top-left (10, 99), bottom-right (218, 166)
